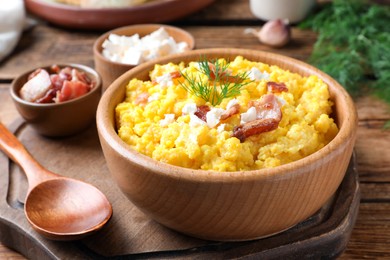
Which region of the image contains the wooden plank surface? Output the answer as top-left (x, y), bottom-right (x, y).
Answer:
top-left (1, 0), bottom-right (390, 258)
top-left (0, 25), bottom-right (316, 80)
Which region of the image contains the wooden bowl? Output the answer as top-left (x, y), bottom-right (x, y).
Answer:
top-left (93, 24), bottom-right (195, 92)
top-left (96, 48), bottom-right (357, 241)
top-left (11, 64), bottom-right (102, 137)
top-left (25, 0), bottom-right (215, 30)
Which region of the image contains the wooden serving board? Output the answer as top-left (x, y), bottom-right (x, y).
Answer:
top-left (0, 119), bottom-right (360, 259)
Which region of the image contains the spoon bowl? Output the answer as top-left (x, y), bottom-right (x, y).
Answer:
top-left (26, 178), bottom-right (112, 240)
top-left (0, 123), bottom-right (112, 240)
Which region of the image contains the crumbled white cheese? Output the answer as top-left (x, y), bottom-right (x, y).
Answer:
top-left (240, 106), bottom-right (257, 124)
top-left (160, 114), bottom-right (175, 126)
top-left (217, 123), bottom-right (226, 133)
top-left (147, 93), bottom-right (160, 102)
top-left (182, 103), bottom-right (197, 115)
top-left (206, 108), bottom-right (225, 128)
top-left (189, 113), bottom-right (206, 127)
top-left (189, 132), bottom-right (198, 144)
top-left (257, 108), bottom-right (279, 120)
top-left (226, 99), bottom-right (239, 110)
top-left (155, 73), bottom-right (173, 88)
top-left (182, 100), bottom-right (241, 129)
top-left (248, 67), bottom-right (270, 81)
top-left (192, 62), bottom-right (201, 71)
top-left (276, 96), bottom-right (286, 106)
top-left (102, 27), bottom-right (189, 65)
top-left (122, 47), bottom-right (143, 65)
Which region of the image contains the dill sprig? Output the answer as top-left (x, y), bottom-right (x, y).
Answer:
top-left (299, 0), bottom-right (390, 104)
top-left (179, 58), bottom-right (252, 106)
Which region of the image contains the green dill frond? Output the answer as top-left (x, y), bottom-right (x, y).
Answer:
top-left (180, 72), bottom-right (211, 102)
top-left (299, 0), bottom-right (390, 106)
top-left (384, 120), bottom-right (390, 130)
top-left (179, 58), bottom-right (252, 106)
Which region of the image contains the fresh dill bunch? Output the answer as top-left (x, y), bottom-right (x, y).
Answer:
top-left (179, 58), bottom-right (252, 106)
top-left (299, 0), bottom-right (390, 104)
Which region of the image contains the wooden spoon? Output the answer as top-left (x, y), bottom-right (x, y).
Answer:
top-left (0, 123), bottom-right (113, 240)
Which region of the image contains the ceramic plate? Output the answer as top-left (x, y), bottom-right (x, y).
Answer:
top-left (25, 0), bottom-right (215, 30)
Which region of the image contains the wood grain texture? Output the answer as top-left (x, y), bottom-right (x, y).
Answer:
top-left (0, 25), bottom-right (316, 80)
top-left (1, 0), bottom-right (390, 257)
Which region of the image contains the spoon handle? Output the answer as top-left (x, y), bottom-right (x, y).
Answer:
top-left (0, 122), bottom-right (57, 189)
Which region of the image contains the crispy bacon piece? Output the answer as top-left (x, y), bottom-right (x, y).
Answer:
top-left (220, 103), bottom-right (240, 120)
top-left (152, 71), bottom-right (182, 84)
top-left (194, 105), bottom-right (210, 122)
top-left (72, 68), bottom-right (92, 85)
top-left (55, 67), bottom-right (93, 103)
top-left (233, 94), bottom-right (283, 142)
top-left (56, 80), bottom-right (89, 102)
top-left (233, 118), bottom-right (279, 143)
top-left (134, 92), bottom-right (150, 105)
top-left (36, 89), bottom-right (57, 104)
top-left (50, 74), bottom-right (67, 92)
top-left (169, 71), bottom-right (182, 79)
top-left (50, 64), bottom-right (61, 74)
top-left (248, 93), bottom-right (282, 121)
top-left (267, 81), bottom-right (288, 93)
top-left (20, 65), bottom-right (94, 104)
top-left (20, 69), bottom-right (52, 102)
top-left (207, 62), bottom-right (243, 84)
top-left (27, 68), bottom-right (43, 81)
top-left (59, 67), bottom-right (72, 77)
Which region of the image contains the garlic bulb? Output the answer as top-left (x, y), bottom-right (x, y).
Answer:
top-left (245, 19), bottom-right (291, 48)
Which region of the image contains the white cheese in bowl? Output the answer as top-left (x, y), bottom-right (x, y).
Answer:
top-left (102, 27), bottom-right (189, 65)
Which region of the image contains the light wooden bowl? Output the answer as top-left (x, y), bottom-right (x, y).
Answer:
top-left (96, 48), bottom-right (358, 241)
top-left (93, 24), bottom-right (195, 92)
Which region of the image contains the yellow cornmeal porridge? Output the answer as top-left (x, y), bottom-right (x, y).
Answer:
top-left (115, 56), bottom-right (338, 171)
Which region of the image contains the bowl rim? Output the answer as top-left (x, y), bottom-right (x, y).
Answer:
top-left (97, 48), bottom-right (358, 182)
top-left (27, 0), bottom-right (210, 13)
top-left (93, 23), bottom-right (195, 67)
top-left (10, 63), bottom-right (102, 107)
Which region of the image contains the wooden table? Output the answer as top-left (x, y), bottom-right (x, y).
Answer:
top-left (1, 0), bottom-right (389, 258)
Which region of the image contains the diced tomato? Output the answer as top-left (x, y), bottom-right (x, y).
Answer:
top-left (134, 92), bottom-right (150, 105)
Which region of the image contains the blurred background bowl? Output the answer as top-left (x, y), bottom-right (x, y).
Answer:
top-left (25, 0), bottom-right (216, 30)
top-left (96, 48), bottom-right (357, 241)
top-left (93, 24), bottom-right (195, 92)
top-left (11, 63), bottom-right (102, 137)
